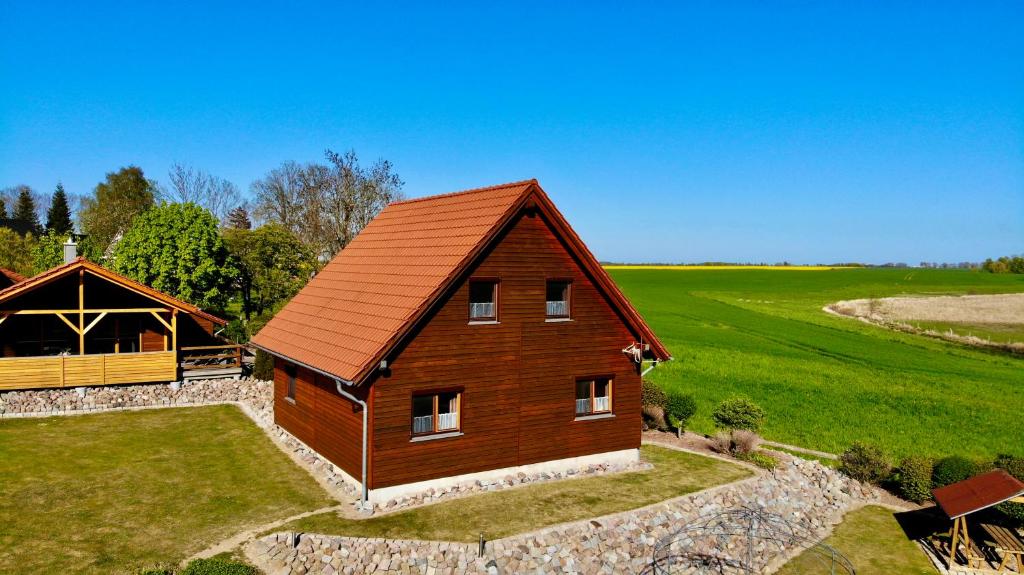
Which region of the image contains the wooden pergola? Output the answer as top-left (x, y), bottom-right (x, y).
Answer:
top-left (934, 469), bottom-right (1024, 570)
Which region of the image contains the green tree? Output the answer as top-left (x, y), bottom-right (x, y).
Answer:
top-left (12, 186), bottom-right (41, 235)
top-left (79, 166), bottom-right (157, 257)
top-left (32, 230), bottom-right (69, 273)
top-left (226, 205), bottom-right (252, 230)
top-left (112, 203), bottom-right (237, 311)
top-left (45, 183), bottom-right (74, 236)
top-left (223, 224), bottom-right (313, 320)
top-left (0, 228), bottom-right (36, 276)
top-left (0, 195), bottom-right (6, 218)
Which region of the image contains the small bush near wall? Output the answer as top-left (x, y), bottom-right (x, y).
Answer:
top-left (253, 350), bottom-right (274, 381)
top-left (181, 558), bottom-right (257, 575)
top-left (995, 454), bottom-right (1024, 522)
top-left (839, 442), bottom-right (891, 485)
top-left (932, 455), bottom-right (979, 488)
top-left (896, 456), bottom-right (934, 503)
top-left (642, 404), bottom-right (669, 431)
top-left (641, 379), bottom-right (668, 408)
top-left (664, 392), bottom-right (697, 437)
top-left (711, 397), bottom-right (765, 432)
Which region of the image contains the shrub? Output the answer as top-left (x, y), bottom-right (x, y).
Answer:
top-left (709, 429), bottom-right (762, 456)
top-left (253, 350), bottom-right (274, 381)
top-left (896, 456), bottom-right (934, 503)
top-left (711, 397), bottom-right (765, 432)
top-left (995, 454), bottom-right (1024, 522)
top-left (641, 379), bottom-right (668, 408)
top-left (180, 558), bottom-right (258, 575)
top-left (642, 404), bottom-right (668, 431)
top-left (839, 442), bottom-right (890, 485)
top-left (664, 392), bottom-right (697, 437)
top-left (932, 456), bottom-right (978, 488)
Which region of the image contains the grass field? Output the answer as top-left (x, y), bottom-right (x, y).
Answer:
top-left (0, 406), bottom-right (332, 574)
top-left (778, 506), bottom-right (935, 575)
top-left (608, 267), bottom-right (1024, 460)
top-left (275, 445), bottom-right (750, 542)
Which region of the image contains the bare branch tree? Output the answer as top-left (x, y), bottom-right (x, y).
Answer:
top-left (166, 163), bottom-right (242, 223)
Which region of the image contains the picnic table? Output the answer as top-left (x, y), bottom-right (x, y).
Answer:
top-left (980, 523), bottom-right (1024, 572)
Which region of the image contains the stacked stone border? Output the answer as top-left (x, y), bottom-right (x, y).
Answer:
top-left (244, 449), bottom-right (882, 574)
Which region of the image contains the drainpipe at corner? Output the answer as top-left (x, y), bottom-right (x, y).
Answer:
top-left (334, 378), bottom-right (369, 509)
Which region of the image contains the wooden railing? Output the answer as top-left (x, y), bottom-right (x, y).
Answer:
top-left (0, 351), bottom-right (178, 391)
top-left (179, 344), bottom-right (243, 372)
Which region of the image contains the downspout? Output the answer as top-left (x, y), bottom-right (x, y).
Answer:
top-left (249, 343), bottom-right (371, 508)
top-left (334, 377), bottom-right (369, 508)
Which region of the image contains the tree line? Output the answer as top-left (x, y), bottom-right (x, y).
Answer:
top-left (982, 255), bottom-right (1024, 274)
top-left (0, 148), bottom-right (404, 340)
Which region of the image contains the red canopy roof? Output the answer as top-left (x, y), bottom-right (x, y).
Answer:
top-left (933, 469), bottom-right (1024, 519)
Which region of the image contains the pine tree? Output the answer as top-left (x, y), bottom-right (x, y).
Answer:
top-left (226, 205), bottom-right (252, 230)
top-left (0, 196), bottom-right (6, 219)
top-left (12, 186), bottom-right (40, 235)
top-left (46, 183), bottom-right (75, 236)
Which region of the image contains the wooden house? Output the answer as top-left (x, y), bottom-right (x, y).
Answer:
top-left (0, 257), bottom-right (239, 390)
top-left (253, 180), bottom-right (671, 504)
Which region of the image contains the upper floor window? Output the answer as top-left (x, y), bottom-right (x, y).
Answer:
top-left (546, 280), bottom-right (571, 319)
top-left (285, 364), bottom-right (297, 401)
top-left (575, 377), bottom-right (612, 416)
top-left (412, 391), bottom-right (461, 436)
top-left (469, 279), bottom-right (498, 321)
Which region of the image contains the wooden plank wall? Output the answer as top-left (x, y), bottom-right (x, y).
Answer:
top-left (0, 351), bottom-right (177, 390)
top-left (368, 208), bottom-right (642, 488)
top-left (272, 358), bottom-right (366, 481)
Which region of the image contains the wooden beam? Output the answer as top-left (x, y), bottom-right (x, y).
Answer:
top-left (79, 269), bottom-right (85, 355)
top-left (54, 313), bottom-right (82, 334)
top-left (1011, 496), bottom-right (1024, 504)
top-left (171, 309), bottom-right (178, 352)
top-left (82, 312), bottom-right (109, 335)
top-left (149, 311), bottom-right (172, 331)
top-left (0, 313), bottom-right (8, 328)
top-left (0, 308), bottom-right (171, 315)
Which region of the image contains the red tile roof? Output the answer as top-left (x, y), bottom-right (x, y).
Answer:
top-left (0, 258), bottom-right (227, 325)
top-left (0, 267), bottom-right (26, 286)
top-left (252, 179), bottom-right (671, 384)
top-left (933, 469), bottom-right (1024, 519)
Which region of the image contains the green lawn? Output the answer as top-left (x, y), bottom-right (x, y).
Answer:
top-left (0, 406), bottom-right (332, 574)
top-left (608, 268), bottom-right (1024, 459)
top-left (276, 444), bottom-right (751, 542)
top-left (779, 505), bottom-right (935, 575)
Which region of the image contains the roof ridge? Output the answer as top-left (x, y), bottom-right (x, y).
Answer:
top-left (389, 179), bottom-right (537, 207)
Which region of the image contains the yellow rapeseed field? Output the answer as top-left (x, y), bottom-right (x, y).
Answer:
top-left (602, 265), bottom-right (847, 270)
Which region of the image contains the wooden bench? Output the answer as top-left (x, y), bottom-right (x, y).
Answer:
top-left (980, 523), bottom-right (1024, 572)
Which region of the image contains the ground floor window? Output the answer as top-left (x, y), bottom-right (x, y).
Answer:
top-left (575, 377), bottom-right (612, 416)
top-left (412, 391), bottom-right (461, 435)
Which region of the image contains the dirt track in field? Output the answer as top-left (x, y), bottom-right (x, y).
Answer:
top-left (828, 293), bottom-right (1024, 324)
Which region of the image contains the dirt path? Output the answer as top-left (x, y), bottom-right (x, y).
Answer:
top-left (184, 504), bottom-right (345, 564)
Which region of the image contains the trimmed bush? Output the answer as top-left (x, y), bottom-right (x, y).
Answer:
top-left (641, 379), bottom-right (668, 408)
top-left (253, 349), bottom-right (274, 381)
top-left (709, 429), bottom-right (762, 456)
top-left (896, 456), bottom-right (934, 503)
top-left (839, 442), bottom-right (890, 485)
top-left (664, 392), bottom-right (697, 437)
top-left (711, 397), bottom-right (765, 432)
top-left (995, 454), bottom-right (1024, 522)
top-left (932, 456), bottom-right (978, 488)
top-left (181, 558), bottom-right (258, 575)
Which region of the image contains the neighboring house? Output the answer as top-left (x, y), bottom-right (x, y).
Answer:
top-left (0, 268), bottom-right (26, 290)
top-left (253, 179), bottom-right (671, 504)
top-left (0, 253), bottom-right (239, 391)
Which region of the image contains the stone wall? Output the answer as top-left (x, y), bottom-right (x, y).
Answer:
top-left (245, 455), bottom-right (880, 575)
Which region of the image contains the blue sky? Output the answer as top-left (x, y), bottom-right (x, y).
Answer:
top-left (1, 1), bottom-right (1021, 264)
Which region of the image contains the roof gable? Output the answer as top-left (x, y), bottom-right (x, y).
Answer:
top-left (0, 258), bottom-right (227, 325)
top-left (252, 179), bottom-right (670, 383)
top-left (0, 268), bottom-right (26, 288)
